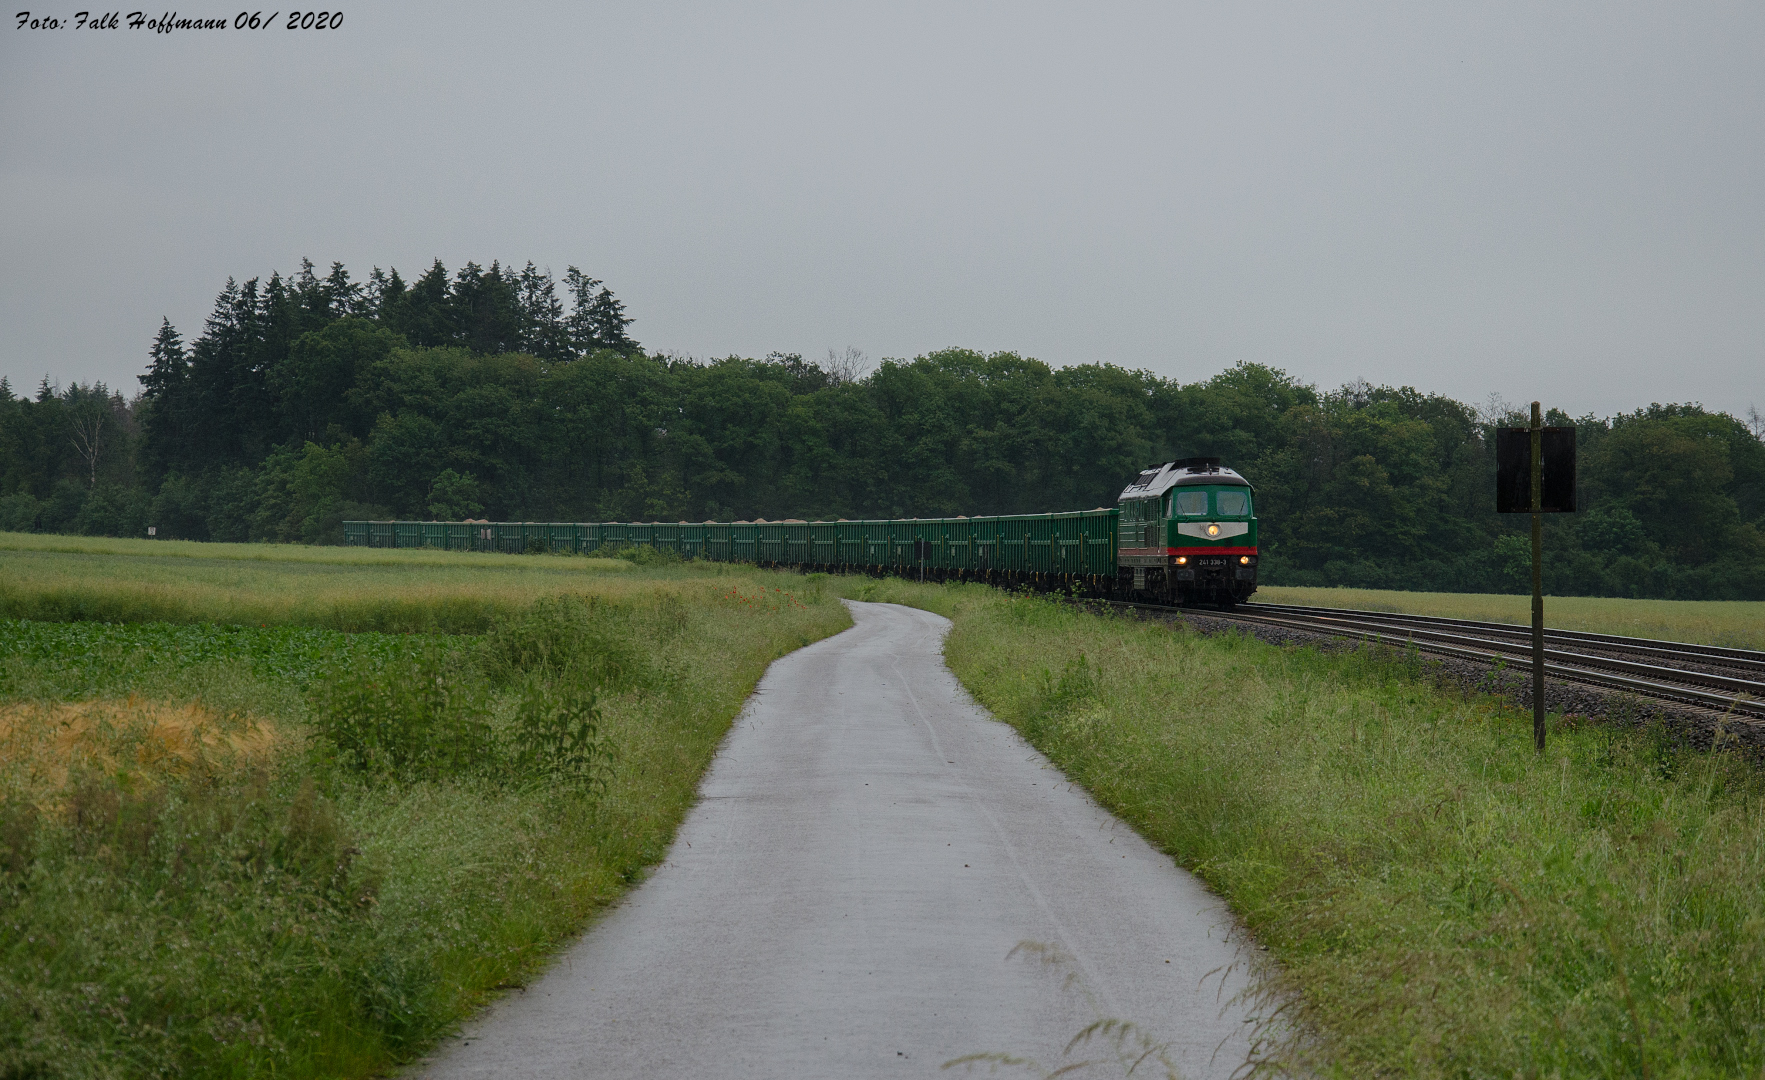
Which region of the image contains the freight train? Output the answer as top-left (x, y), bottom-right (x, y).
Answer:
top-left (343, 457), bottom-right (1258, 606)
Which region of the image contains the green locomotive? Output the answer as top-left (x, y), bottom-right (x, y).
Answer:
top-left (343, 458), bottom-right (1258, 606)
top-left (1115, 457), bottom-right (1258, 606)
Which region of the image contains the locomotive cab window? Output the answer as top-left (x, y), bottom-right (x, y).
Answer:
top-left (1216, 489), bottom-right (1250, 517)
top-left (1173, 491), bottom-right (1208, 517)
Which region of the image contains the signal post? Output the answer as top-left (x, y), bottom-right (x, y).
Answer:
top-left (1497, 404), bottom-right (1576, 752)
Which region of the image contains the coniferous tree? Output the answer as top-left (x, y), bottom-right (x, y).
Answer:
top-left (174, 278), bottom-right (242, 470)
top-left (256, 272), bottom-right (301, 432)
top-left (516, 262), bottom-right (572, 362)
top-left (586, 285), bottom-right (638, 354)
top-left (563, 267), bottom-right (602, 356)
top-left (225, 276), bottom-right (277, 460)
top-left (295, 258), bottom-right (321, 310)
top-left (362, 267), bottom-right (390, 317)
top-left (451, 261), bottom-right (523, 355)
top-left (564, 266), bottom-right (639, 355)
top-left (177, 276), bottom-right (278, 467)
top-left (387, 259), bottom-right (454, 347)
top-left (323, 261), bottom-right (362, 318)
top-left (364, 266), bottom-right (406, 322)
top-left (138, 319), bottom-right (191, 478)
top-left (140, 318), bottom-right (187, 398)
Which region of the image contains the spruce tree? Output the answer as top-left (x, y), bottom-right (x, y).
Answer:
top-left (563, 266), bottom-right (603, 356)
top-left (229, 276), bottom-right (278, 459)
top-left (362, 267), bottom-right (392, 318)
top-left (451, 261), bottom-right (523, 355)
top-left (324, 261), bottom-right (361, 318)
top-left (397, 260), bottom-right (453, 347)
top-left (586, 284), bottom-right (638, 354)
top-left (564, 265), bottom-right (640, 355)
top-left (516, 262), bottom-right (571, 361)
top-left (179, 276), bottom-right (275, 468)
top-left (140, 318), bottom-right (187, 397)
top-left (373, 267), bottom-right (410, 332)
top-left (257, 272), bottom-right (298, 391)
top-left (295, 257), bottom-right (320, 306)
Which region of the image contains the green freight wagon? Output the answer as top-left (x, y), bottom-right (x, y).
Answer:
top-left (343, 508), bottom-right (1119, 591)
top-left (341, 458), bottom-right (1258, 606)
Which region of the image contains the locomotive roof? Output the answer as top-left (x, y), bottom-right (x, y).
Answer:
top-left (1117, 457), bottom-right (1253, 500)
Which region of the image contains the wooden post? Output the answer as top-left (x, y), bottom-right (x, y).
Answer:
top-left (1530, 401), bottom-right (1546, 753)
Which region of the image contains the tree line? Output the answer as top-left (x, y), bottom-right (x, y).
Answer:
top-left (3, 257), bottom-right (1763, 600)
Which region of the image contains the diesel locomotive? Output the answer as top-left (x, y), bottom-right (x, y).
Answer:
top-left (345, 458), bottom-right (1259, 608)
top-left (1116, 457), bottom-right (1259, 606)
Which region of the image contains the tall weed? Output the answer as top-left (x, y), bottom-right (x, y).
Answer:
top-left (597, 542), bottom-right (683, 567)
top-left (476, 595), bottom-right (651, 691)
top-left (310, 645), bottom-right (493, 781)
top-left (0, 772), bottom-right (376, 1077)
top-left (509, 680), bottom-right (611, 793)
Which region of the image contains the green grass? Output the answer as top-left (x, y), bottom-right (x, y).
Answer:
top-left (1257, 584), bottom-right (1765, 651)
top-left (0, 546), bottom-right (850, 1078)
top-left (14, 537), bottom-right (1762, 1077)
top-left (0, 534), bottom-right (696, 634)
top-left (0, 530), bottom-right (643, 568)
top-left (846, 577), bottom-right (1765, 1078)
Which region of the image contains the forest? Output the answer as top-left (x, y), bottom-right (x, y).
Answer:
top-left (2, 257), bottom-right (1762, 599)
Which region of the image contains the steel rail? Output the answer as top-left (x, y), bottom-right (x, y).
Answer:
top-left (1241, 608), bottom-right (1765, 688)
top-left (1096, 600), bottom-right (1765, 719)
top-left (1211, 606), bottom-right (1765, 717)
top-left (1246, 602), bottom-right (1765, 671)
top-left (1250, 610), bottom-right (1765, 696)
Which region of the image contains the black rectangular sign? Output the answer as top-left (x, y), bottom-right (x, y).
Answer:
top-left (1496, 427), bottom-right (1576, 513)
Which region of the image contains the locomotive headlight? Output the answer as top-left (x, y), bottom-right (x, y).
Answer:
top-left (1205, 524), bottom-right (1221, 537)
top-left (1240, 556), bottom-right (1250, 565)
top-left (1175, 556), bottom-right (1187, 565)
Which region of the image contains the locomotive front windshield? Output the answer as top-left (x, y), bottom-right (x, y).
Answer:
top-left (1168, 488), bottom-right (1252, 517)
top-left (1216, 489), bottom-right (1250, 516)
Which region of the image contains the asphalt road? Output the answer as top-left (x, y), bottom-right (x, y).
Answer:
top-left (417, 600), bottom-right (1262, 1079)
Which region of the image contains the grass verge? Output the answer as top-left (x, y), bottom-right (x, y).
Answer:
top-left (0, 539), bottom-right (721, 633)
top-left (1256, 584), bottom-right (1765, 651)
top-left (1, 555), bottom-right (849, 1077)
top-left (0, 531), bottom-right (643, 568)
top-left (845, 576), bottom-right (1765, 1078)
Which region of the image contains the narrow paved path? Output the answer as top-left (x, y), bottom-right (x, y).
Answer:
top-left (419, 601), bottom-right (1260, 1079)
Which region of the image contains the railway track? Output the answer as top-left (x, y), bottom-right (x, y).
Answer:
top-left (1100, 599), bottom-right (1765, 720)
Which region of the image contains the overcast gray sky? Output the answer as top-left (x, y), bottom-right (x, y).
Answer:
top-left (3, 1), bottom-right (1760, 420)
